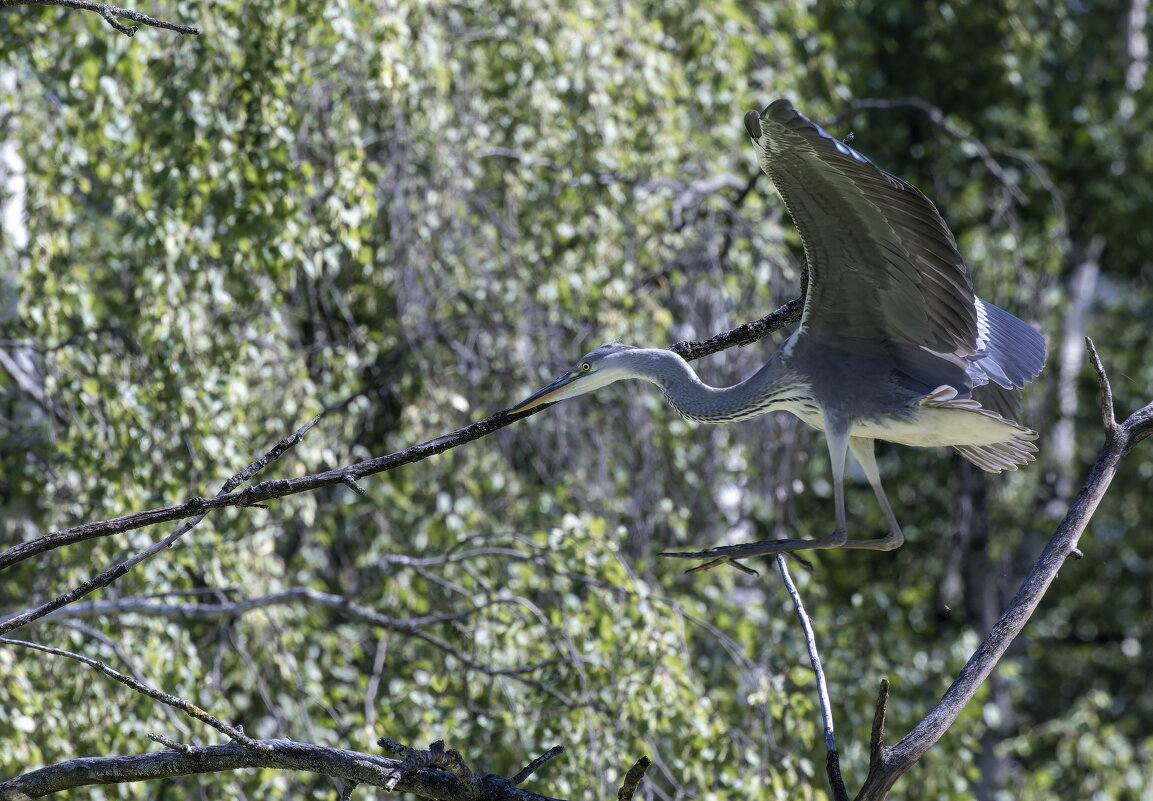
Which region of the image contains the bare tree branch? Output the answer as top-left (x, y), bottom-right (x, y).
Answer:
top-left (0, 0), bottom-right (200, 36)
top-left (867, 679), bottom-right (890, 775)
top-left (854, 341), bottom-right (1153, 800)
top-left (18, 588), bottom-right (580, 706)
top-left (0, 303), bottom-right (802, 573)
top-left (30, 587), bottom-right (501, 628)
top-left (1086, 338), bottom-right (1117, 436)
top-left (0, 738), bottom-right (568, 801)
top-left (615, 756), bottom-right (651, 801)
top-left (510, 746), bottom-right (565, 786)
top-left (0, 638), bottom-right (266, 749)
top-left (774, 556), bottom-right (849, 801)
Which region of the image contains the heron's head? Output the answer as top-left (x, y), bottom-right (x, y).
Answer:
top-left (509, 343), bottom-right (640, 413)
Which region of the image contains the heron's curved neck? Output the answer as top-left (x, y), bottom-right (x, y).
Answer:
top-left (623, 349), bottom-right (808, 424)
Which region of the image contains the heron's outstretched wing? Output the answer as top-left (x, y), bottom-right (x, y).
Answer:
top-left (746, 99), bottom-right (978, 356)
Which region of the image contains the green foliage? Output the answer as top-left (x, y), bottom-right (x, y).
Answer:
top-left (2, 0), bottom-right (1152, 799)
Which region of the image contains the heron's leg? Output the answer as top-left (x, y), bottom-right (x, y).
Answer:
top-left (662, 412), bottom-right (856, 571)
top-left (820, 412), bottom-right (852, 547)
top-left (839, 436), bottom-right (904, 551)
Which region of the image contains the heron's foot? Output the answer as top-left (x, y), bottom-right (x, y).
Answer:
top-left (786, 551), bottom-right (815, 570)
top-left (680, 557), bottom-right (761, 576)
top-left (835, 531), bottom-right (904, 551)
top-left (683, 555), bottom-right (816, 575)
top-left (661, 538), bottom-right (824, 573)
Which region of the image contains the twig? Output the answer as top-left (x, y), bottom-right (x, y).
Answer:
top-left (867, 679), bottom-right (890, 774)
top-left (20, 587), bottom-right (579, 706)
top-left (34, 587), bottom-right (505, 629)
top-left (341, 474), bottom-right (367, 495)
top-left (0, 306), bottom-right (801, 571)
top-left (0, 0), bottom-right (200, 35)
top-left (377, 738), bottom-right (409, 757)
top-left (0, 416), bottom-right (322, 636)
top-left (510, 746), bottom-right (564, 786)
top-left (616, 756), bottom-right (651, 801)
top-left (1085, 337), bottom-right (1116, 436)
top-left (774, 556), bottom-right (848, 801)
top-left (148, 733), bottom-right (191, 753)
top-left (0, 638), bottom-right (267, 750)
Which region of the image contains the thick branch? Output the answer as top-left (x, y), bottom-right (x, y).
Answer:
top-left (855, 343), bottom-right (1153, 800)
top-left (0, 0), bottom-right (200, 35)
top-left (0, 739), bottom-right (556, 801)
top-left (0, 301), bottom-right (802, 573)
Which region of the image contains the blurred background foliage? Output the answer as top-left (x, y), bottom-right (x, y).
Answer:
top-left (1, 0), bottom-right (1151, 798)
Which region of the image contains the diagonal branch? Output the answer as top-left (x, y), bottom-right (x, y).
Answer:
top-left (0, 302), bottom-right (802, 573)
top-left (0, 638), bottom-right (266, 749)
top-left (854, 340), bottom-right (1153, 800)
top-left (0, 0), bottom-right (200, 35)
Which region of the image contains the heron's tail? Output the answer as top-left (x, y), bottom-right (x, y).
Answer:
top-left (953, 439), bottom-right (1038, 472)
top-left (918, 385), bottom-right (1038, 473)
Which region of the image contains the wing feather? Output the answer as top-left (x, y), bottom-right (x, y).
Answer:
top-left (748, 99), bottom-right (979, 355)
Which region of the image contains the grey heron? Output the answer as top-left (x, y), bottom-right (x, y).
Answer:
top-left (510, 99), bottom-right (1046, 566)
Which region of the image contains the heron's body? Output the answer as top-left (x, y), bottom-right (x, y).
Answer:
top-left (510, 99), bottom-right (1046, 564)
top-left (581, 338), bottom-right (1026, 447)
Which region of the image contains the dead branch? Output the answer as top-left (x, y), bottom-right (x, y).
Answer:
top-left (615, 756), bottom-right (651, 801)
top-left (14, 588), bottom-right (579, 706)
top-left (774, 556), bottom-right (849, 801)
top-left (0, 638), bottom-right (265, 749)
top-left (854, 339), bottom-right (1153, 800)
top-left (0, 738), bottom-right (572, 801)
top-left (30, 588), bottom-right (503, 628)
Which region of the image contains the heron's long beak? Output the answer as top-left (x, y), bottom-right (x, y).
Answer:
top-left (509, 370), bottom-right (581, 413)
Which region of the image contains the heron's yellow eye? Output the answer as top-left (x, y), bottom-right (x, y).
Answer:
top-left (581, 362), bottom-right (592, 372)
